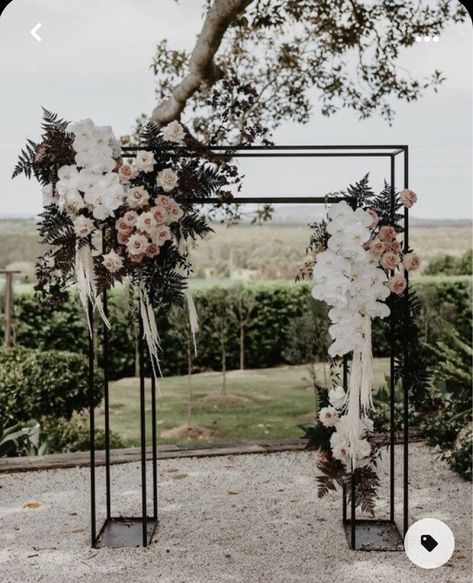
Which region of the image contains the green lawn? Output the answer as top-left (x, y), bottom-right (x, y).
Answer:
top-left (98, 359), bottom-right (390, 446)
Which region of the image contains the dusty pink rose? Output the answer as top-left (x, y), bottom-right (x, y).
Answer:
top-left (115, 218), bottom-right (132, 234)
top-left (378, 225), bottom-right (396, 242)
top-left (399, 188), bottom-right (417, 208)
top-left (380, 252), bottom-right (400, 270)
top-left (117, 232), bottom-right (130, 245)
top-left (369, 238), bottom-right (386, 255)
top-left (154, 225), bottom-right (172, 246)
top-left (136, 211), bottom-right (157, 234)
top-left (367, 209), bottom-right (379, 229)
top-left (145, 243), bottom-right (160, 258)
top-left (315, 452), bottom-right (329, 465)
top-left (123, 210), bottom-right (138, 227)
top-left (118, 164), bottom-right (138, 183)
top-left (389, 274), bottom-right (407, 295)
top-left (150, 205), bottom-right (167, 225)
top-left (167, 201), bottom-right (184, 223)
top-left (156, 195), bottom-right (172, 208)
top-left (385, 239), bottom-right (401, 254)
top-left (403, 252), bottom-right (421, 272)
top-left (129, 253), bottom-right (146, 263)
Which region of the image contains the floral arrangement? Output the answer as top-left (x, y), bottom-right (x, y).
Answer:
top-left (13, 110), bottom-right (238, 372)
top-left (300, 175), bottom-right (422, 513)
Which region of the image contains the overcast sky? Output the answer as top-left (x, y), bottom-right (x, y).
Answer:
top-left (0, 0), bottom-right (471, 219)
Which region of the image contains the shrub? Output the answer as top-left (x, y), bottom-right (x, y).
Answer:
top-left (0, 346), bottom-right (102, 426)
top-left (1, 276), bottom-right (471, 377)
top-left (424, 249), bottom-right (472, 276)
top-left (40, 416), bottom-right (127, 453)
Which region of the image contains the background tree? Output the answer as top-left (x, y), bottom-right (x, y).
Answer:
top-left (283, 297), bottom-right (330, 416)
top-left (148, 0), bottom-right (467, 145)
top-left (229, 284), bottom-right (257, 370)
top-left (168, 305), bottom-right (196, 429)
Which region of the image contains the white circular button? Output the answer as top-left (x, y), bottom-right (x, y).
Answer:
top-left (404, 518), bottom-right (455, 569)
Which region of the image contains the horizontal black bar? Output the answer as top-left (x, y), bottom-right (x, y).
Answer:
top-left (198, 197), bottom-right (346, 204)
top-left (121, 144), bottom-right (407, 152)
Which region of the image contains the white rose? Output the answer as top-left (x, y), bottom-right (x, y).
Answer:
top-left (102, 249), bottom-right (124, 273)
top-left (136, 211), bottom-right (157, 234)
top-left (332, 444), bottom-right (350, 466)
top-left (73, 216), bottom-right (95, 238)
top-left (127, 186), bottom-right (149, 209)
top-left (156, 168), bottom-right (178, 192)
top-left (328, 386), bottom-right (346, 410)
top-left (319, 406), bottom-right (338, 427)
top-left (127, 232), bottom-right (149, 256)
top-left (135, 150), bottom-right (155, 173)
top-left (162, 120), bottom-right (185, 145)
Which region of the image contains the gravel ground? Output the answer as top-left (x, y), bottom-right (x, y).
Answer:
top-left (0, 443), bottom-right (471, 583)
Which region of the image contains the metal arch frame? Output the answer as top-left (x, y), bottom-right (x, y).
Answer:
top-left (88, 144), bottom-right (410, 550)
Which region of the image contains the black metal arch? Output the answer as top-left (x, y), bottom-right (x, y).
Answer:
top-left (89, 144), bottom-right (410, 551)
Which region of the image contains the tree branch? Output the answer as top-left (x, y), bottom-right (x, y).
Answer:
top-left (151, 0), bottom-right (255, 127)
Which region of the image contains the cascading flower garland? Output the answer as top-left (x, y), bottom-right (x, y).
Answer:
top-left (300, 175), bottom-right (422, 513)
top-left (13, 110), bottom-right (238, 374)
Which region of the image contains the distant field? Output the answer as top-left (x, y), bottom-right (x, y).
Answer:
top-left (1, 218), bottom-right (471, 280)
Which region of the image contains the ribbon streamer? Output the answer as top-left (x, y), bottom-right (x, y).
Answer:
top-left (75, 243), bottom-right (110, 336)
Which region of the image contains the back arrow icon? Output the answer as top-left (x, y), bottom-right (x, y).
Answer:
top-left (30, 23), bottom-right (42, 42)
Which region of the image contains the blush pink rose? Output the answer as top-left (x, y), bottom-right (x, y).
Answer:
top-left (146, 243), bottom-right (160, 258)
top-left (150, 205), bottom-right (167, 225)
top-left (118, 164), bottom-right (138, 183)
top-left (403, 252), bottom-right (421, 271)
top-left (115, 218), bottom-right (132, 234)
top-left (156, 195), bottom-right (172, 209)
top-left (385, 239), bottom-right (401, 254)
top-left (378, 225), bottom-right (396, 242)
top-left (123, 210), bottom-right (138, 227)
top-left (367, 209), bottom-right (379, 229)
top-left (399, 189), bottom-right (417, 208)
top-left (380, 252), bottom-right (400, 270)
top-left (154, 225), bottom-right (172, 246)
top-left (389, 274), bottom-right (407, 295)
top-left (369, 238), bottom-right (385, 255)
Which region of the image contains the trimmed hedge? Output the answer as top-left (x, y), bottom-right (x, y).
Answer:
top-left (1, 276), bottom-right (471, 379)
top-left (0, 346), bottom-right (101, 426)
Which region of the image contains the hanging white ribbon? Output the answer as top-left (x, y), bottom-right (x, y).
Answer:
top-left (360, 316), bottom-right (374, 412)
top-left (139, 285), bottom-right (162, 384)
top-left (346, 349), bottom-right (362, 469)
top-left (178, 237), bottom-right (199, 355)
top-left (75, 242), bottom-right (110, 336)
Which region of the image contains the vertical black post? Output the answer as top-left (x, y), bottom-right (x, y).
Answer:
top-left (102, 234), bottom-right (111, 520)
top-left (342, 355), bottom-right (348, 522)
top-left (151, 373), bottom-right (158, 520)
top-left (350, 468), bottom-right (356, 549)
top-left (403, 147), bottom-right (410, 536)
top-left (88, 302), bottom-right (97, 548)
top-left (389, 155), bottom-right (396, 523)
top-left (138, 316), bottom-right (148, 547)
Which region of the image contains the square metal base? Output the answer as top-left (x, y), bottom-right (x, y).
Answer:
top-left (343, 519), bottom-right (403, 551)
top-left (95, 517), bottom-right (158, 548)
